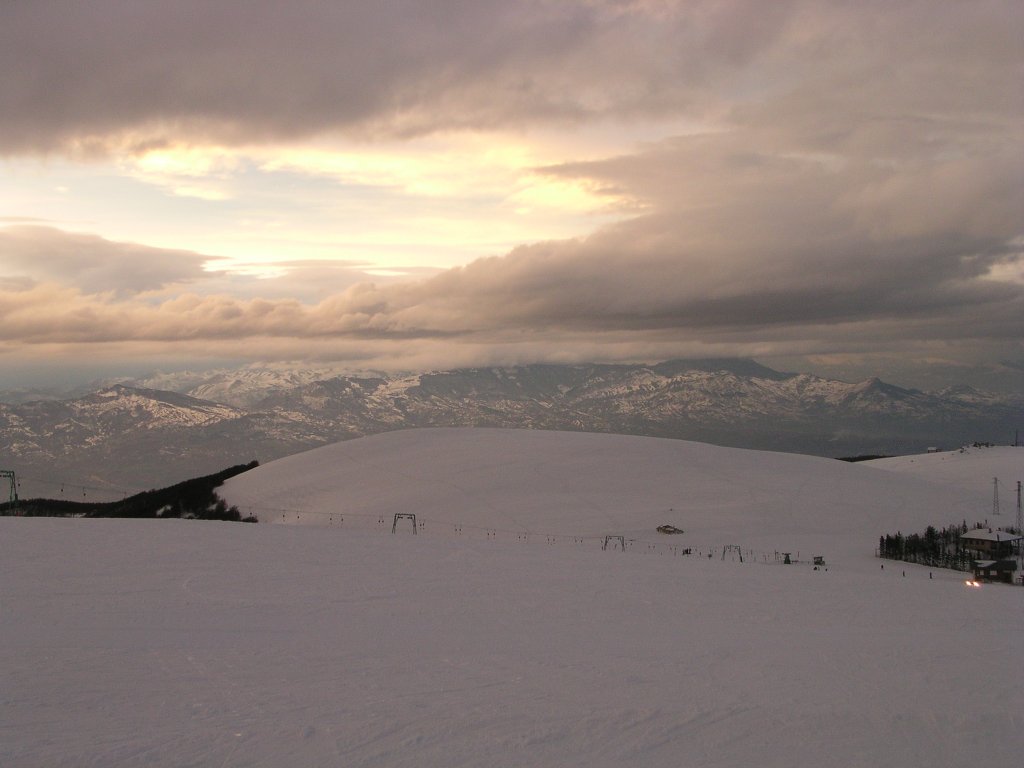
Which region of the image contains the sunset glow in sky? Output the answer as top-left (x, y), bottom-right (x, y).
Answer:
top-left (1, 1), bottom-right (1021, 390)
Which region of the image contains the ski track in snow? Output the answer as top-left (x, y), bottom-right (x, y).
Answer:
top-left (2, 431), bottom-right (1023, 767)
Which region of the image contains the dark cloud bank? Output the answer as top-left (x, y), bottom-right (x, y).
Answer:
top-left (0, 1), bottom-right (1020, 387)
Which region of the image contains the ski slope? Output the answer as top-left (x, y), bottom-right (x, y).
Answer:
top-left (220, 428), bottom-right (1010, 569)
top-left (867, 444), bottom-right (1023, 498)
top-left (2, 430), bottom-right (1022, 767)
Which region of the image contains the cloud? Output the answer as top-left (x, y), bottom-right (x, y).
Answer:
top-left (0, 0), bottom-right (1019, 385)
top-left (0, 226), bottom-right (444, 303)
top-left (0, 226), bottom-right (215, 295)
top-left (0, 0), bottom-right (799, 154)
top-left (0, 216), bottom-right (51, 224)
top-left (2, 1), bottom-right (1017, 157)
top-left (0, 218), bottom-right (1019, 351)
top-left (197, 261), bottom-right (445, 304)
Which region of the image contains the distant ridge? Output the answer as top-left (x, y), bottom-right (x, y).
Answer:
top-left (651, 358), bottom-right (793, 380)
top-left (1, 358), bottom-right (1018, 497)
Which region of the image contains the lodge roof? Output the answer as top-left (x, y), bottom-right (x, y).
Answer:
top-left (959, 529), bottom-right (1023, 543)
top-left (972, 559), bottom-right (1017, 571)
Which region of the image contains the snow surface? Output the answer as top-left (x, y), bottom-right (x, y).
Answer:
top-left (3, 429), bottom-right (1022, 767)
top-left (220, 428), bottom-right (1011, 567)
top-left (866, 445), bottom-right (1023, 497)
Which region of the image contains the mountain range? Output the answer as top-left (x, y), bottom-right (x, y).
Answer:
top-left (1, 358), bottom-right (1019, 499)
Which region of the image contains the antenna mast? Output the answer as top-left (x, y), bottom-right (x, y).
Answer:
top-left (992, 477), bottom-right (1000, 517)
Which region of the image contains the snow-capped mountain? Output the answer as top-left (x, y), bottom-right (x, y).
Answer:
top-left (1, 359), bottom-right (1019, 498)
top-left (0, 386), bottom-right (259, 498)
top-left (131, 366), bottom-right (356, 408)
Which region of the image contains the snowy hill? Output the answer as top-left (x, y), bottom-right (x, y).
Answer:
top-left (3, 430), bottom-right (1022, 767)
top-left (220, 428), bottom-right (998, 568)
top-left (866, 444), bottom-right (1023, 497)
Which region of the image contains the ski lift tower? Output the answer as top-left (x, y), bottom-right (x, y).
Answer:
top-left (721, 544), bottom-right (744, 562)
top-left (1016, 481), bottom-right (1022, 535)
top-left (1, 470), bottom-right (18, 508)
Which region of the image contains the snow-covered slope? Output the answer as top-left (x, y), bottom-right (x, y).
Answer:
top-left (865, 444), bottom-right (1023, 496)
top-left (220, 427), bottom-right (996, 568)
top-left (4, 430), bottom-right (1021, 767)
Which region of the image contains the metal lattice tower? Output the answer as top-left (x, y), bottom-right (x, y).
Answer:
top-left (992, 477), bottom-right (1000, 517)
top-left (1016, 481), bottom-right (1022, 534)
top-left (602, 535), bottom-right (626, 552)
top-left (0, 470), bottom-right (17, 507)
top-left (391, 513), bottom-right (417, 534)
top-left (721, 544), bottom-right (744, 562)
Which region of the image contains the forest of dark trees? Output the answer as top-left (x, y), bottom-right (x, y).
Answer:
top-left (877, 521), bottom-right (1014, 570)
top-left (0, 462), bottom-right (258, 522)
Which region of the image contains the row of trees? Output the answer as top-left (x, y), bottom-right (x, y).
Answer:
top-left (0, 462), bottom-right (258, 521)
top-left (878, 522), bottom-right (990, 571)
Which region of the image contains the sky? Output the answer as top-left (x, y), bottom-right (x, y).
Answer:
top-left (0, 0), bottom-right (1022, 392)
